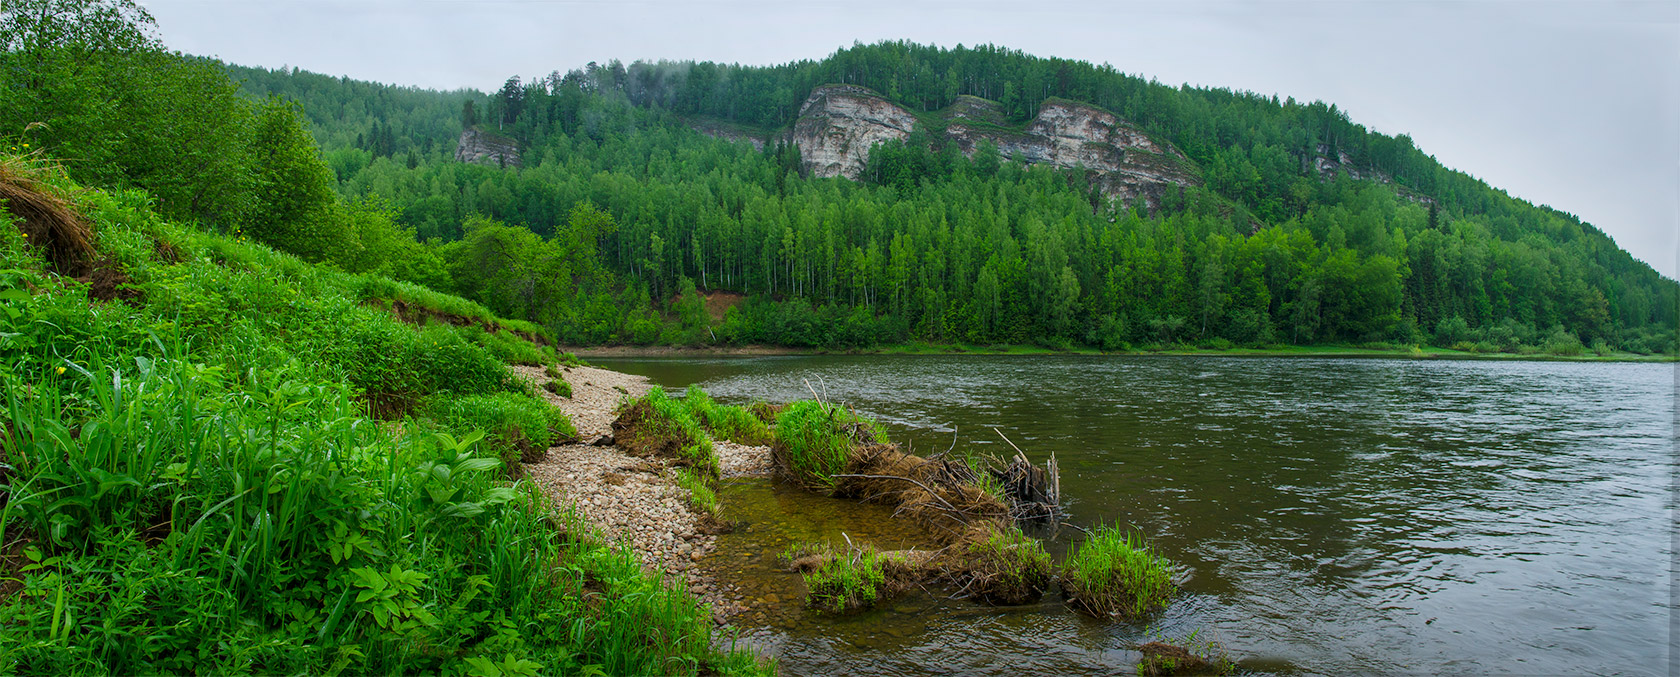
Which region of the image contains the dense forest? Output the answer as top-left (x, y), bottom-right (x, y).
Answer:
top-left (5, 0), bottom-right (1673, 354)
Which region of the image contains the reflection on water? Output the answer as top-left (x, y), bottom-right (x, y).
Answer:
top-left (598, 356), bottom-right (1674, 676)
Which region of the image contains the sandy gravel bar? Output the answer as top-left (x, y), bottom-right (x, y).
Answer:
top-left (512, 363), bottom-right (771, 622)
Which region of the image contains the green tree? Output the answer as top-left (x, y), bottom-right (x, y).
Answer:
top-left (245, 97), bottom-right (350, 263)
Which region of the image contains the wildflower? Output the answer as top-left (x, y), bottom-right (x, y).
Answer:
top-left (55, 366), bottom-right (65, 375)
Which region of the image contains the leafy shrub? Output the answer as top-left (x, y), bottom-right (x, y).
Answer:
top-left (1542, 326), bottom-right (1586, 356)
top-left (1060, 524), bottom-right (1176, 618)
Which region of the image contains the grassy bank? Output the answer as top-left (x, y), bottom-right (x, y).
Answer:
top-left (0, 157), bottom-right (766, 674)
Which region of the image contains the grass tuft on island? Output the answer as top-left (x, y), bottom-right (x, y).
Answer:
top-left (771, 400), bottom-right (888, 490)
top-left (948, 521), bottom-right (1054, 606)
top-left (682, 384), bottom-right (772, 445)
top-left (1061, 524), bottom-right (1177, 619)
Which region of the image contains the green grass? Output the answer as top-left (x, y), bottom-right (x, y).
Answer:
top-left (1135, 628), bottom-right (1237, 676)
top-left (770, 400), bottom-right (887, 489)
top-left (959, 523), bottom-right (1052, 605)
top-left (681, 385), bottom-right (770, 445)
top-left (796, 542), bottom-right (888, 614)
top-left (674, 468), bottom-right (718, 517)
top-left (1060, 524), bottom-right (1176, 619)
top-left (541, 364), bottom-right (573, 398)
top-left (612, 386), bottom-right (718, 477)
top-left (427, 391), bottom-right (576, 468)
top-left (0, 160), bottom-right (766, 675)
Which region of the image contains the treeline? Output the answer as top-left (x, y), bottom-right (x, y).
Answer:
top-left (5, 8), bottom-right (1673, 354)
top-left (308, 71), bottom-right (1672, 353)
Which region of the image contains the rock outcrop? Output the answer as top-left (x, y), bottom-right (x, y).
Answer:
top-left (1311, 144), bottom-right (1435, 205)
top-left (454, 128), bottom-right (521, 168)
top-left (787, 85), bottom-right (919, 180)
top-left (782, 85), bottom-right (1200, 207)
top-left (947, 97), bottom-right (1199, 207)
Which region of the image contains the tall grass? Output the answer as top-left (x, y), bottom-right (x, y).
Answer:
top-left (681, 385), bottom-right (770, 445)
top-left (1060, 524), bottom-right (1176, 618)
top-left (428, 391), bottom-right (576, 467)
top-left (795, 542), bottom-right (888, 613)
top-left (771, 400), bottom-right (887, 489)
top-left (673, 468), bottom-right (719, 517)
top-left (959, 522), bottom-right (1052, 605)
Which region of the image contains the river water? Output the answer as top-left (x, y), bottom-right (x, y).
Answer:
top-left (593, 355), bottom-right (1674, 676)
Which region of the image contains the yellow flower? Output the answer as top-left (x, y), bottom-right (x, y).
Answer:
top-left (55, 366), bottom-right (65, 375)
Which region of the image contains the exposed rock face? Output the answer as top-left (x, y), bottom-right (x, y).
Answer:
top-left (947, 98), bottom-right (1199, 207)
top-left (787, 85), bottom-right (918, 180)
top-left (1311, 144), bottom-right (1435, 205)
top-left (783, 85), bottom-right (1200, 206)
top-left (454, 128), bottom-right (521, 168)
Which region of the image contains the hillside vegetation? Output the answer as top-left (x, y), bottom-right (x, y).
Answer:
top-left (3, 2), bottom-right (1673, 357)
top-left (0, 152), bottom-right (763, 674)
top-left (222, 45), bottom-right (1675, 355)
top-left (0, 4), bottom-right (769, 672)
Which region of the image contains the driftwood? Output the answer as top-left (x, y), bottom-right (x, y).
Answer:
top-left (990, 429), bottom-right (1063, 522)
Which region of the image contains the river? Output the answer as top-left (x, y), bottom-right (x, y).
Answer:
top-left (592, 355), bottom-right (1674, 676)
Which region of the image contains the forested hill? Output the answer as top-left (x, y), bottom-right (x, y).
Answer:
top-left (217, 43), bottom-right (1676, 355)
top-left (51, 41), bottom-right (1680, 353)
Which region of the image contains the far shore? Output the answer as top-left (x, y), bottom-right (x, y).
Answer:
top-left (566, 342), bottom-right (1677, 362)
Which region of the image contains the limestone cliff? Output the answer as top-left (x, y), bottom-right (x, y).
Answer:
top-left (946, 97), bottom-right (1200, 207)
top-left (787, 85), bottom-right (918, 180)
top-left (782, 85), bottom-right (1200, 206)
top-left (454, 128), bottom-right (521, 168)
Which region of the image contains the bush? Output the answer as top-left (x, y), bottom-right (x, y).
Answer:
top-left (1542, 326), bottom-right (1586, 356)
top-left (771, 400), bottom-right (887, 489)
top-left (1060, 524), bottom-right (1175, 618)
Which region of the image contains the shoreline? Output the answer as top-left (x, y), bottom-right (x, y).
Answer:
top-left (568, 343), bottom-right (1676, 363)
top-left (512, 364), bottom-right (769, 625)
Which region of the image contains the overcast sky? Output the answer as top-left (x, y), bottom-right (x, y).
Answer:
top-left (138, 0), bottom-right (1678, 279)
